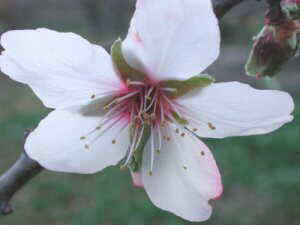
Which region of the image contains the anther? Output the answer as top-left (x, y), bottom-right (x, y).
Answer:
top-left (80, 136), bottom-right (86, 140)
top-left (201, 151), bottom-right (205, 156)
top-left (175, 128), bottom-right (180, 134)
top-left (183, 166), bottom-right (187, 170)
top-left (208, 122), bottom-right (216, 130)
top-left (156, 149), bottom-right (161, 154)
top-left (120, 165), bottom-right (127, 170)
top-left (84, 144), bottom-right (90, 150)
top-left (112, 139), bottom-right (116, 144)
top-left (166, 137), bottom-right (171, 141)
top-left (181, 133), bottom-right (186, 137)
top-left (148, 171), bottom-right (153, 176)
top-left (193, 128), bottom-right (198, 132)
top-left (90, 94), bottom-right (96, 99)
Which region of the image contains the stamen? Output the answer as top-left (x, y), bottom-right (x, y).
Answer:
top-left (91, 90), bottom-right (121, 100)
top-left (150, 126), bottom-right (155, 173)
top-left (124, 125), bottom-right (145, 166)
top-left (162, 94), bottom-right (183, 118)
top-left (161, 87), bottom-right (177, 92)
top-left (117, 91), bottom-right (140, 102)
top-left (157, 126), bottom-right (162, 153)
top-left (88, 116), bottom-right (123, 147)
top-left (160, 104), bottom-right (165, 123)
top-left (127, 79), bottom-right (145, 86)
top-left (144, 92), bottom-right (157, 112)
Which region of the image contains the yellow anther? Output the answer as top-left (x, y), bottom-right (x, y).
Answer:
top-left (208, 122), bottom-right (216, 130)
top-left (146, 96), bottom-right (151, 101)
top-left (120, 165), bottom-right (127, 170)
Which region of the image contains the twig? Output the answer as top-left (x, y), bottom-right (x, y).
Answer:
top-left (0, 152), bottom-right (43, 215)
top-left (0, 130), bottom-right (43, 215)
top-left (0, 0), bottom-right (249, 216)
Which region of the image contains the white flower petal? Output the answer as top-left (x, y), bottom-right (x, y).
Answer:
top-left (123, 0), bottom-right (220, 80)
top-left (25, 109), bottom-right (130, 174)
top-left (142, 127), bottom-right (222, 221)
top-left (178, 82), bottom-right (294, 138)
top-left (0, 28), bottom-right (121, 109)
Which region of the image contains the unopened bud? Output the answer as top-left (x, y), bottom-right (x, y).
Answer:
top-left (246, 21), bottom-right (299, 78)
top-left (281, 0), bottom-right (300, 20)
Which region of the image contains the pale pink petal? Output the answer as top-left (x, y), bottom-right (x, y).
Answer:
top-left (25, 109), bottom-right (130, 174)
top-left (122, 0), bottom-right (220, 80)
top-left (142, 127), bottom-right (222, 221)
top-left (0, 28), bottom-right (121, 109)
top-left (178, 82), bottom-right (294, 138)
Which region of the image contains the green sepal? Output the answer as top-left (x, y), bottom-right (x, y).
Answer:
top-left (111, 39), bottom-right (147, 83)
top-left (160, 74), bottom-right (215, 99)
top-left (171, 111), bottom-right (188, 125)
top-left (130, 125), bottom-right (151, 172)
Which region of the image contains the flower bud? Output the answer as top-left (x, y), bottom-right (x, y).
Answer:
top-left (281, 0), bottom-right (300, 20)
top-left (245, 21), bottom-right (299, 78)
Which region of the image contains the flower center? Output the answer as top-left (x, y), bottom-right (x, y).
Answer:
top-left (80, 79), bottom-right (213, 174)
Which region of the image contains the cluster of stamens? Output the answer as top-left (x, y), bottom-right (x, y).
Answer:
top-left (79, 79), bottom-right (216, 174)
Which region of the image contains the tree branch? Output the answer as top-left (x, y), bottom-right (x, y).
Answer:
top-left (0, 152), bottom-right (43, 215)
top-left (0, 0), bottom-right (248, 216)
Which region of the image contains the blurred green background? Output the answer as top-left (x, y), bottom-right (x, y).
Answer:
top-left (0, 1), bottom-right (300, 225)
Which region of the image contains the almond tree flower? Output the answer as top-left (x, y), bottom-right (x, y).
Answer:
top-left (0, 0), bottom-right (294, 222)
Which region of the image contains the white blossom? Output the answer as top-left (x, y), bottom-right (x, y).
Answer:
top-left (0, 0), bottom-right (294, 222)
